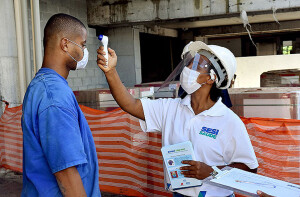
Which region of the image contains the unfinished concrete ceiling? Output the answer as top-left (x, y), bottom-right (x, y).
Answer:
top-left (160, 10), bottom-right (300, 29)
top-left (87, 0), bottom-right (300, 28)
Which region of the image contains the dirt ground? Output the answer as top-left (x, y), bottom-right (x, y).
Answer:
top-left (0, 168), bottom-right (129, 197)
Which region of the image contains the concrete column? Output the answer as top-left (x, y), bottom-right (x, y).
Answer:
top-left (107, 27), bottom-right (140, 87)
top-left (14, 0), bottom-right (27, 98)
top-left (31, 0), bottom-right (43, 72)
top-left (133, 28), bottom-right (142, 84)
top-left (0, 0), bottom-right (21, 116)
top-left (21, 0), bottom-right (32, 86)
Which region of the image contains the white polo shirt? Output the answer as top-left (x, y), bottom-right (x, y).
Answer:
top-left (139, 95), bottom-right (258, 197)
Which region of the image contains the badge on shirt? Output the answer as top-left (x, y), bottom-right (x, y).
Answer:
top-left (199, 127), bottom-right (219, 139)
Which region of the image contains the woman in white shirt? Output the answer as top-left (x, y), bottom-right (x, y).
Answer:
top-left (96, 41), bottom-right (258, 197)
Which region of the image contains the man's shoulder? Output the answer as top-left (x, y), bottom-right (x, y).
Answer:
top-left (25, 74), bottom-right (76, 114)
top-left (41, 83), bottom-right (76, 114)
top-left (27, 71), bottom-right (70, 93)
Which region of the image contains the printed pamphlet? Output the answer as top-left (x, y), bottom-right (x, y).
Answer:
top-left (161, 141), bottom-right (202, 190)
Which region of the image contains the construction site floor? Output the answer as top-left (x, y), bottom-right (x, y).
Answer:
top-left (0, 168), bottom-right (130, 197)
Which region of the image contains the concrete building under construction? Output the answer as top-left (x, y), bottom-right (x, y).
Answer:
top-left (0, 0), bottom-right (300, 116)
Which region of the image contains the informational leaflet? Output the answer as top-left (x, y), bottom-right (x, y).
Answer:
top-left (161, 141), bottom-right (202, 190)
top-left (210, 167), bottom-right (300, 197)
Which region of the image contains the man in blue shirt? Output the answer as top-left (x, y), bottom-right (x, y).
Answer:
top-left (21, 13), bottom-right (100, 197)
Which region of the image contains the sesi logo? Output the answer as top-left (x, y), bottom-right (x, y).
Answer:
top-left (199, 127), bottom-right (219, 139)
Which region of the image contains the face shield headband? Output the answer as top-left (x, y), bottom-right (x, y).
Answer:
top-left (197, 50), bottom-right (226, 88)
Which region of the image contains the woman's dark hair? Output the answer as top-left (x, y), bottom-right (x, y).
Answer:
top-left (209, 82), bottom-right (222, 102)
top-left (179, 86), bottom-right (187, 99)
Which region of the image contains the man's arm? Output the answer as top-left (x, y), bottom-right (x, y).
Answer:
top-left (54, 166), bottom-right (87, 197)
top-left (97, 46), bottom-right (145, 120)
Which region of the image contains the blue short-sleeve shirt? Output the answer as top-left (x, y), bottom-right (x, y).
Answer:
top-left (21, 68), bottom-right (100, 197)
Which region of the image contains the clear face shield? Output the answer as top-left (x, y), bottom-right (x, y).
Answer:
top-left (185, 52), bottom-right (212, 73)
top-left (157, 52), bottom-right (213, 93)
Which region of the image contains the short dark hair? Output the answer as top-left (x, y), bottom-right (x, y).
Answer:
top-left (43, 13), bottom-right (86, 47)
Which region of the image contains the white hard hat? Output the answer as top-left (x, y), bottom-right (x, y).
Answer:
top-left (181, 41), bottom-right (237, 89)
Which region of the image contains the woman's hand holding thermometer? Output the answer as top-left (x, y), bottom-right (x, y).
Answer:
top-left (98, 35), bottom-right (108, 67)
top-left (97, 35), bottom-right (117, 72)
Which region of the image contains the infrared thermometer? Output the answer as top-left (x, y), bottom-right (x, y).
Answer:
top-left (98, 35), bottom-right (109, 67)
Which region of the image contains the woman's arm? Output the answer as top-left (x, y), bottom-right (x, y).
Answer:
top-left (97, 46), bottom-right (145, 120)
top-left (180, 161), bottom-right (257, 180)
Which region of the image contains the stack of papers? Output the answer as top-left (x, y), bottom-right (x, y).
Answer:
top-left (209, 167), bottom-right (300, 197)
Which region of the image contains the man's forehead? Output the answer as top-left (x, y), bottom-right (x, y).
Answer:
top-left (57, 27), bottom-right (86, 40)
top-left (71, 29), bottom-right (87, 41)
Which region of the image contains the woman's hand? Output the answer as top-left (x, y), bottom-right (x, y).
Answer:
top-left (180, 160), bottom-right (213, 180)
top-left (97, 46), bottom-right (117, 73)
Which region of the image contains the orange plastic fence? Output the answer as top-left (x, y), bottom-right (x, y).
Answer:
top-left (0, 104), bottom-right (299, 196)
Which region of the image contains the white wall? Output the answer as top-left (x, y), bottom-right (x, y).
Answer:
top-left (235, 54), bottom-right (300, 88)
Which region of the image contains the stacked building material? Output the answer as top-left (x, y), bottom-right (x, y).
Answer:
top-left (135, 81), bottom-right (180, 99)
top-left (260, 69), bottom-right (300, 87)
top-left (74, 87), bottom-right (154, 111)
top-left (229, 87), bottom-right (300, 119)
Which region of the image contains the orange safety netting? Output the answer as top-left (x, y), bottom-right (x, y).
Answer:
top-left (0, 104), bottom-right (299, 196)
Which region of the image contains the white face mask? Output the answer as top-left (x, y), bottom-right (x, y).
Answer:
top-left (75, 48), bottom-right (89, 70)
top-left (66, 39), bottom-right (89, 70)
top-left (180, 67), bottom-right (206, 94)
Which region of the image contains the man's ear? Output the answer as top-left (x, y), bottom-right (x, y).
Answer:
top-left (60, 38), bottom-right (69, 52)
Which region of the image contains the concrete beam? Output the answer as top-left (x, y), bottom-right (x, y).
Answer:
top-left (134, 25), bottom-right (178, 37)
top-left (87, 0), bottom-right (300, 28)
top-left (193, 20), bottom-right (300, 37)
top-left (161, 9), bottom-right (300, 29)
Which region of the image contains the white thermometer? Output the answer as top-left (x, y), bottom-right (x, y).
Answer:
top-left (98, 35), bottom-right (109, 67)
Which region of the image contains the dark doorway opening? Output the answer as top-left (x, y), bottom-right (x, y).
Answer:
top-left (140, 33), bottom-right (183, 83)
